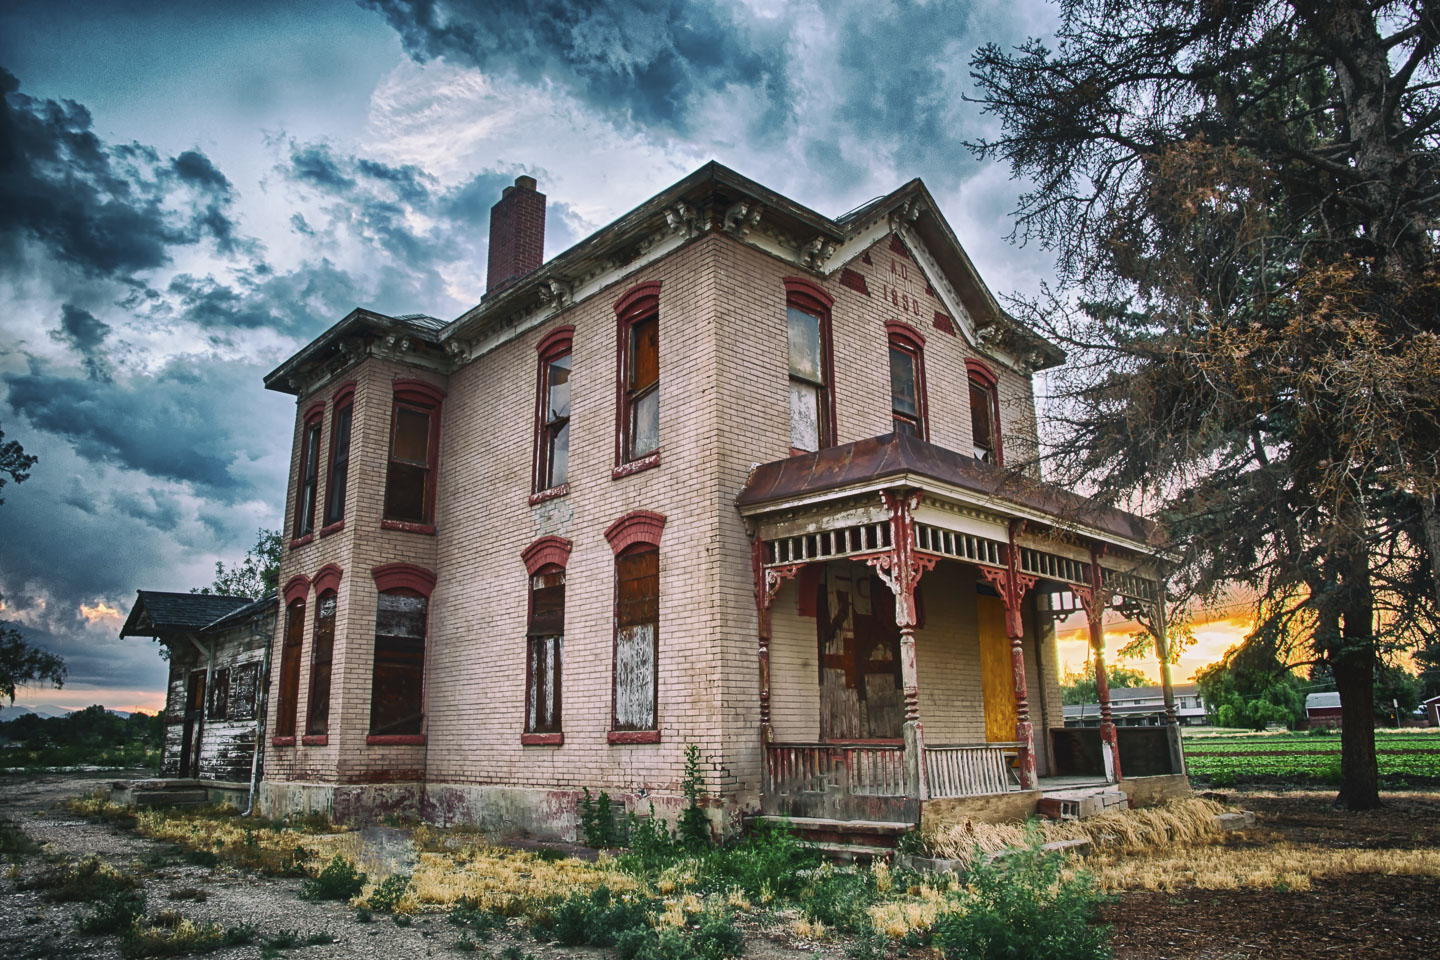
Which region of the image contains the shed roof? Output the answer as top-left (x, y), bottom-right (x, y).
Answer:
top-left (118, 591), bottom-right (257, 639)
top-left (1306, 692), bottom-right (1343, 710)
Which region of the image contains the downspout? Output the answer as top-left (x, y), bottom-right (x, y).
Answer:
top-left (243, 611), bottom-right (275, 817)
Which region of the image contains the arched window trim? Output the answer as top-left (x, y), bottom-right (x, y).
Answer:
top-left (604, 510), bottom-right (666, 555)
top-left (371, 562), bottom-right (437, 597)
top-left (783, 277), bottom-right (838, 451)
top-left (613, 281), bottom-right (663, 475)
top-left (330, 380), bottom-right (357, 406)
top-left (312, 563), bottom-right (343, 596)
top-left (886, 321), bottom-right (929, 441)
top-left (521, 535), bottom-right (573, 575)
top-left (282, 575), bottom-right (312, 606)
top-left (965, 358), bottom-right (999, 386)
top-left (532, 326), bottom-right (575, 499)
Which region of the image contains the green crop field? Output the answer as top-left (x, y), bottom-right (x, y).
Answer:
top-left (1182, 730), bottom-right (1440, 787)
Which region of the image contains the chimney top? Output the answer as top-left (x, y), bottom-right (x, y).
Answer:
top-left (487, 175), bottom-right (547, 294)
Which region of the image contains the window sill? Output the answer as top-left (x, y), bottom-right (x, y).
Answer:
top-left (608, 730), bottom-right (660, 745)
top-left (529, 483), bottom-right (569, 506)
top-left (271, 736), bottom-right (296, 747)
top-left (319, 520), bottom-right (344, 538)
top-left (366, 734), bottom-right (426, 746)
top-left (381, 519), bottom-right (436, 535)
top-left (288, 534), bottom-right (313, 549)
top-left (612, 451), bottom-right (661, 480)
top-left (301, 735), bottom-right (328, 746)
top-left (521, 732), bottom-right (564, 746)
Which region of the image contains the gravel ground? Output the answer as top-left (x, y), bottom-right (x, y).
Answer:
top-left (0, 772), bottom-right (827, 960)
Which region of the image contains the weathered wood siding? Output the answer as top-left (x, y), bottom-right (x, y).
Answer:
top-left (160, 625), bottom-right (266, 783)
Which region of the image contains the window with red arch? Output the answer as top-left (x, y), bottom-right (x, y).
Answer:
top-left (784, 278), bottom-right (836, 454)
top-left (614, 282), bottom-right (661, 469)
top-left (294, 403), bottom-right (324, 539)
top-left (605, 511), bottom-right (664, 741)
top-left (306, 589), bottom-right (336, 737)
top-left (323, 383), bottom-right (354, 529)
top-left (966, 359), bottom-right (1002, 465)
top-left (274, 598), bottom-right (305, 741)
top-left (384, 380), bottom-right (444, 529)
top-left (526, 565), bottom-right (564, 737)
top-left (887, 321), bottom-right (928, 440)
top-left (533, 326), bottom-right (573, 496)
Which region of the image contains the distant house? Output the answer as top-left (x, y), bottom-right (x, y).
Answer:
top-left (1305, 691), bottom-right (1344, 727)
top-left (1065, 684), bottom-right (1206, 728)
top-left (119, 591), bottom-right (277, 796)
top-left (1421, 695), bottom-right (1440, 728)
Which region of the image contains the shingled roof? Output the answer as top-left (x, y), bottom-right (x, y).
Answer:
top-left (119, 591), bottom-right (257, 639)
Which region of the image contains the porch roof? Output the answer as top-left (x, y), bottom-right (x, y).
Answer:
top-left (736, 432), bottom-right (1160, 551)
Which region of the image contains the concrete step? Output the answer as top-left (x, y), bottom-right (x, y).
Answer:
top-left (133, 788), bottom-right (210, 807)
top-left (811, 841), bottom-right (895, 864)
top-left (1037, 787), bottom-right (1128, 820)
top-left (748, 815), bottom-right (913, 858)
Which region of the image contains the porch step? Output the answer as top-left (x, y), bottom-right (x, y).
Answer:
top-left (749, 815), bottom-right (912, 859)
top-left (1037, 787), bottom-right (1128, 820)
top-left (132, 788), bottom-right (210, 807)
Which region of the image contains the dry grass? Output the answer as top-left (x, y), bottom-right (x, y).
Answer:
top-left (404, 841), bottom-right (635, 918)
top-left (923, 797), bottom-right (1225, 864)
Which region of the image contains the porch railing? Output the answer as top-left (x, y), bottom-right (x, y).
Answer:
top-left (763, 743), bottom-right (909, 799)
top-left (925, 742), bottom-right (1023, 798)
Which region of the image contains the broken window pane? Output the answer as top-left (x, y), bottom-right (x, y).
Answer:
top-left (547, 355), bottom-right (571, 422)
top-left (970, 381), bottom-right (995, 461)
top-left (790, 381), bottom-right (820, 453)
top-left (231, 663), bottom-right (258, 721)
top-left (386, 403), bottom-right (432, 523)
top-left (630, 387), bottom-right (659, 458)
top-left (542, 354), bottom-right (570, 489)
top-left (370, 591), bottom-right (427, 736)
top-left (297, 421), bottom-right (321, 535)
top-left (787, 306), bottom-right (823, 383)
top-left (307, 593), bottom-right (336, 736)
top-left (547, 421), bottom-right (569, 488)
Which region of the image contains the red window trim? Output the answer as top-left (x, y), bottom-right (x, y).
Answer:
top-left (783, 277), bottom-right (838, 449)
top-left (604, 510), bottom-right (666, 554)
top-left (301, 734), bottom-right (328, 746)
top-left (294, 405), bottom-right (325, 539)
top-left (887, 321), bottom-right (930, 441)
top-left (282, 575), bottom-right (311, 607)
top-left (522, 732), bottom-right (564, 746)
top-left (331, 380), bottom-right (356, 406)
top-left (521, 535), bottom-right (573, 575)
top-left (385, 379), bottom-right (445, 527)
top-left (965, 359), bottom-right (1004, 466)
top-left (312, 563), bottom-right (343, 596)
top-left (611, 450), bottom-right (661, 479)
top-left (366, 734), bottom-right (426, 746)
top-left (532, 325), bottom-right (575, 496)
top-left (271, 736), bottom-right (296, 747)
top-left (319, 520), bottom-right (345, 537)
top-left (371, 562), bottom-right (437, 597)
top-left (614, 281), bottom-right (662, 469)
top-left (608, 730), bottom-right (661, 745)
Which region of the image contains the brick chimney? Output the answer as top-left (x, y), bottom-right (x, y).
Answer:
top-left (486, 175), bottom-right (546, 294)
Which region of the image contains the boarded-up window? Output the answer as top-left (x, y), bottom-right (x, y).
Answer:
top-left (970, 380), bottom-right (996, 462)
top-left (625, 313), bottom-right (659, 460)
top-left (209, 668), bottom-right (230, 720)
top-left (787, 305), bottom-right (828, 453)
top-left (539, 354), bottom-right (571, 489)
top-left (275, 600), bottom-right (304, 738)
top-left (370, 591), bottom-right (426, 736)
top-left (230, 663), bottom-right (258, 721)
top-left (296, 418), bottom-right (322, 536)
top-left (613, 547), bottom-right (658, 731)
top-left (324, 402), bottom-right (352, 526)
top-left (307, 592), bottom-right (337, 736)
top-left (526, 569), bottom-right (564, 733)
top-left (385, 402), bottom-right (435, 523)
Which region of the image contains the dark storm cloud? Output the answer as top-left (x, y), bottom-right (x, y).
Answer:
top-left (48, 303), bottom-right (113, 381)
top-left (363, 0), bottom-right (792, 134)
top-left (3, 357), bottom-right (267, 496)
top-left (1, 617), bottom-right (164, 697)
top-left (0, 68), bottom-right (246, 278)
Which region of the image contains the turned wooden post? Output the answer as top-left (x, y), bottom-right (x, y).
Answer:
top-left (1084, 552), bottom-right (1122, 782)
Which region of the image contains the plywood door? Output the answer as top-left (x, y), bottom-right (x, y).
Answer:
top-left (976, 595), bottom-right (1017, 742)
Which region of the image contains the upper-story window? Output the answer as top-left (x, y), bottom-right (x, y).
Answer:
top-left (615, 283), bottom-right (661, 466)
top-left (783, 278), bottom-right (835, 455)
top-left (534, 327), bottom-right (574, 494)
top-left (307, 591), bottom-right (336, 737)
top-left (323, 386), bottom-right (353, 528)
top-left (887, 322), bottom-right (927, 439)
top-left (966, 360), bottom-right (1002, 466)
top-left (527, 567), bottom-right (564, 735)
top-left (384, 381), bottom-right (445, 527)
top-left (295, 407), bottom-right (323, 538)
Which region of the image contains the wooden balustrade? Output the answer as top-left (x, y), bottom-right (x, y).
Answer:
top-left (763, 743), bottom-right (909, 799)
top-left (924, 742), bottom-right (1022, 798)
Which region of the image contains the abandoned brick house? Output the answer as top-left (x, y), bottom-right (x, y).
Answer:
top-left (119, 591), bottom-right (276, 800)
top-left (249, 162), bottom-right (1188, 836)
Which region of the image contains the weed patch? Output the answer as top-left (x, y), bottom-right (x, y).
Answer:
top-left (0, 816), bottom-right (40, 857)
top-left (300, 854), bottom-right (366, 901)
top-left (23, 856), bottom-right (140, 901)
top-left (76, 889), bottom-right (148, 935)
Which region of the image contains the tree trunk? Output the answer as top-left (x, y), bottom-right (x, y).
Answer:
top-left (1422, 494), bottom-right (1440, 616)
top-left (1333, 547), bottom-right (1380, 810)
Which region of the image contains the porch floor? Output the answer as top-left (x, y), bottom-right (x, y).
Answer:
top-left (1036, 775), bottom-right (1114, 790)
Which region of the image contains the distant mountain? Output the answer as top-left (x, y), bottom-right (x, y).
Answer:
top-left (1, 704), bottom-right (140, 721)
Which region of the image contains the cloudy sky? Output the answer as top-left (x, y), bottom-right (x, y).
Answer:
top-left (0, 0), bottom-right (1241, 714)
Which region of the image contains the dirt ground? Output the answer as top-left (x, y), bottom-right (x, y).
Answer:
top-left (1105, 789), bottom-right (1440, 960)
top-left (4, 773), bottom-right (1437, 959)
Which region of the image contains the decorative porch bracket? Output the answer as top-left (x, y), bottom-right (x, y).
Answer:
top-left (752, 539), bottom-right (803, 745)
top-left (863, 490), bottom-right (936, 802)
top-left (1077, 548), bottom-right (1122, 782)
top-left (976, 519), bottom-right (1040, 790)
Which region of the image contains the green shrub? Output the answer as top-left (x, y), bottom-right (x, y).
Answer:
top-left (802, 866), bottom-right (876, 934)
top-left (24, 856), bottom-right (139, 902)
top-left (365, 873), bottom-right (411, 912)
top-left (534, 884), bottom-right (654, 948)
top-left (300, 855), bottom-right (366, 901)
top-left (700, 820), bottom-right (819, 898)
top-left (691, 907), bottom-right (745, 959)
top-left (118, 912), bottom-right (227, 959)
top-left (618, 804), bottom-right (679, 874)
top-left (579, 788), bottom-right (620, 847)
top-left (0, 816), bottom-right (40, 857)
top-left (932, 838), bottom-right (1111, 960)
top-left (77, 889), bottom-right (147, 934)
top-left (678, 745), bottom-right (712, 852)
top-left (448, 898), bottom-right (505, 939)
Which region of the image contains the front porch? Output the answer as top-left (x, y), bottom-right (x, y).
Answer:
top-left (738, 433), bottom-right (1189, 825)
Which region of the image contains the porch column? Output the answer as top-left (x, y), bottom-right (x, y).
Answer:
top-left (981, 520), bottom-right (1039, 789)
top-left (867, 490), bottom-right (936, 802)
top-left (751, 540), bottom-right (801, 748)
top-left (1084, 552), bottom-right (1122, 782)
top-left (1152, 585), bottom-right (1185, 775)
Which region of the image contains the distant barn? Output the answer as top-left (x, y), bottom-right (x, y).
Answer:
top-left (1305, 691), bottom-right (1344, 727)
